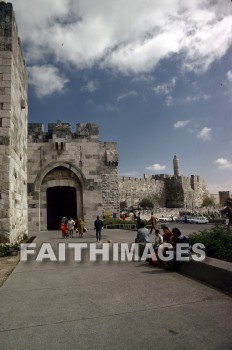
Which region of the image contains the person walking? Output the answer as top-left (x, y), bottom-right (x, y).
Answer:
top-left (77, 218), bottom-right (84, 238)
top-left (136, 212), bottom-right (142, 229)
top-left (94, 216), bottom-right (103, 242)
top-left (60, 221), bottom-right (67, 239)
top-left (67, 218), bottom-right (75, 238)
top-left (149, 212), bottom-right (157, 234)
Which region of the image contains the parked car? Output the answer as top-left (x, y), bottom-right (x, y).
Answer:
top-left (175, 216), bottom-right (184, 223)
top-left (191, 216), bottom-right (209, 224)
top-left (187, 217), bottom-right (195, 223)
top-left (158, 217), bottom-right (170, 222)
top-left (175, 216), bottom-right (194, 223)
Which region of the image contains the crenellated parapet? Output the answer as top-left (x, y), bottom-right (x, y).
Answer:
top-left (28, 121), bottom-right (100, 142)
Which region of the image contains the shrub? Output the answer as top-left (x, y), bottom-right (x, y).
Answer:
top-left (0, 244), bottom-right (7, 257)
top-left (103, 218), bottom-right (135, 226)
top-left (208, 218), bottom-right (226, 224)
top-left (188, 225), bottom-right (232, 261)
top-left (139, 198), bottom-right (154, 209)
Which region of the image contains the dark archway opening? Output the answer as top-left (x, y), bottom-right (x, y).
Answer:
top-left (47, 186), bottom-right (77, 230)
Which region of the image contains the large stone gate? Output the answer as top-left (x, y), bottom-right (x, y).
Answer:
top-left (27, 122), bottom-right (119, 232)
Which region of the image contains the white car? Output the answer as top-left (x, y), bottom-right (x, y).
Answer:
top-left (192, 216), bottom-right (209, 224)
top-left (158, 217), bottom-right (170, 222)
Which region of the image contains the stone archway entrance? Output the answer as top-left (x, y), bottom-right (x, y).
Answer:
top-left (47, 186), bottom-right (77, 230)
top-left (39, 166), bottom-right (83, 231)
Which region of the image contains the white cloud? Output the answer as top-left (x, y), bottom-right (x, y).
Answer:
top-left (227, 70), bottom-right (232, 83)
top-left (174, 120), bottom-right (190, 128)
top-left (116, 91), bottom-right (138, 103)
top-left (28, 65), bottom-right (69, 97)
top-left (145, 164), bottom-right (166, 171)
top-left (80, 80), bottom-right (99, 93)
top-left (197, 127), bottom-right (212, 141)
top-left (207, 180), bottom-right (232, 194)
top-left (226, 70), bottom-right (232, 102)
top-left (11, 0), bottom-right (232, 78)
top-left (98, 103), bottom-right (118, 112)
top-left (166, 95), bottom-right (174, 106)
top-left (214, 158), bottom-right (232, 170)
top-left (184, 94), bottom-right (211, 103)
top-left (153, 77), bottom-right (177, 95)
top-left (130, 74), bottom-right (155, 83)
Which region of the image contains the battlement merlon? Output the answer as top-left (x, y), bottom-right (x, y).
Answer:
top-left (0, 3), bottom-right (26, 65)
top-left (28, 122), bottom-right (100, 141)
top-left (104, 142), bottom-right (119, 165)
top-left (76, 123), bottom-right (99, 139)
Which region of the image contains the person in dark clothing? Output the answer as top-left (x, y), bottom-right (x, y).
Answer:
top-left (172, 227), bottom-right (189, 246)
top-left (136, 212), bottom-right (142, 229)
top-left (165, 227), bottom-right (190, 271)
top-left (94, 216), bottom-right (103, 242)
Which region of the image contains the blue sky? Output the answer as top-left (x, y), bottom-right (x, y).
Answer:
top-left (11, 0), bottom-right (232, 194)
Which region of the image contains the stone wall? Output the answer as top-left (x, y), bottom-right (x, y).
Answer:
top-left (28, 122), bottom-right (120, 230)
top-left (119, 173), bottom-right (208, 210)
top-left (119, 175), bottom-right (166, 208)
top-left (0, 3), bottom-right (28, 243)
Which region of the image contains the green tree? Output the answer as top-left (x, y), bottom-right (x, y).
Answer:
top-left (202, 196), bottom-right (215, 207)
top-left (139, 198), bottom-right (154, 209)
top-left (120, 201), bottom-right (127, 211)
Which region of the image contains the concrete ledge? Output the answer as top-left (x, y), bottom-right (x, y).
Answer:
top-left (178, 257), bottom-right (232, 294)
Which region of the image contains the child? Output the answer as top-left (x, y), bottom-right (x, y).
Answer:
top-left (153, 229), bottom-right (163, 249)
top-left (60, 222), bottom-right (67, 239)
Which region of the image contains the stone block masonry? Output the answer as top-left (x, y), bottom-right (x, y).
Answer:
top-left (0, 2), bottom-right (28, 243)
top-left (119, 173), bottom-right (208, 210)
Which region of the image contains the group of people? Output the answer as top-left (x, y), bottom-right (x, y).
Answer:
top-left (60, 217), bottom-right (85, 239)
top-left (135, 221), bottom-right (190, 270)
top-left (60, 216), bottom-right (104, 242)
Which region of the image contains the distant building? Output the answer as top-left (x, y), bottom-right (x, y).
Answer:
top-left (219, 191), bottom-right (231, 206)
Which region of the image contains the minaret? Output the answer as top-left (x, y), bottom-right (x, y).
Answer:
top-left (173, 155), bottom-right (180, 176)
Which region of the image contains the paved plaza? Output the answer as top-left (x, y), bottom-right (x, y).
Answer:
top-left (0, 229), bottom-right (231, 350)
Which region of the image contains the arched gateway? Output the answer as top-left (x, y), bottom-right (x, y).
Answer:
top-left (40, 165), bottom-right (84, 230)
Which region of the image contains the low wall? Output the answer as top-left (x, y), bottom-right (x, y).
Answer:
top-left (178, 257), bottom-right (232, 294)
top-left (138, 243), bottom-right (232, 294)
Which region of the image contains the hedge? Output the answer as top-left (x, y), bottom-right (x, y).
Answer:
top-left (188, 225), bottom-right (232, 261)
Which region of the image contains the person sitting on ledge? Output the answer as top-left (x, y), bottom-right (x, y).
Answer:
top-left (161, 225), bottom-right (174, 244)
top-left (165, 228), bottom-right (190, 271)
top-left (153, 229), bottom-right (163, 250)
top-left (172, 227), bottom-right (189, 246)
top-left (135, 222), bottom-right (150, 243)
